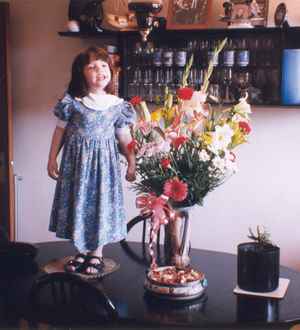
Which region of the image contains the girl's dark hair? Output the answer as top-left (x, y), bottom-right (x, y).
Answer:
top-left (67, 46), bottom-right (114, 97)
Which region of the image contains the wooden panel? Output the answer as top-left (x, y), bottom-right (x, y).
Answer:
top-left (0, 2), bottom-right (14, 241)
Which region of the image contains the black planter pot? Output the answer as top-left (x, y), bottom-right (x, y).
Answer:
top-left (237, 242), bottom-right (280, 292)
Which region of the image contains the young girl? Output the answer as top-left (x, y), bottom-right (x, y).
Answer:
top-left (47, 46), bottom-right (136, 275)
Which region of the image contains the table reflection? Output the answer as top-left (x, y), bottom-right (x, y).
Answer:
top-left (236, 295), bottom-right (279, 323)
top-left (143, 292), bottom-right (207, 325)
top-left (0, 262), bottom-right (38, 326)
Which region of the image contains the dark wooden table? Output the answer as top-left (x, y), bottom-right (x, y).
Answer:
top-left (1, 240), bottom-right (300, 329)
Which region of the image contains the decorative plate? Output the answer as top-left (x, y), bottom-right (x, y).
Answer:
top-left (42, 256), bottom-right (120, 280)
top-left (274, 3), bottom-right (287, 27)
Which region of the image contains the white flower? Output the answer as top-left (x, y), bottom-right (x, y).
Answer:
top-left (138, 140), bottom-right (171, 158)
top-left (212, 156), bottom-right (226, 172)
top-left (159, 141), bottom-right (171, 153)
top-left (223, 150), bottom-right (238, 173)
top-left (199, 149), bottom-right (210, 162)
top-left (239, 97), bottom-right (252, 114)
top-left (182, 91), bottom-right (208, 117)
top-left (210, 124), bottom-right (234, 152)
top-left (234, 94), bottom-right (251, 118)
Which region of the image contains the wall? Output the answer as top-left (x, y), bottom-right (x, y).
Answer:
top-left (10, 0), bottom-right (300, 270)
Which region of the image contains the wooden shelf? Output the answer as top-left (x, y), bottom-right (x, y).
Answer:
top-left (59, 26), bottom-right (300, 37)
top-left (58, 30), bottom-right (140, 38)
top-left (59, 30), bottom-right (118, 37)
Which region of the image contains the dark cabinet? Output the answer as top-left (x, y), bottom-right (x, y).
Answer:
top-left (59, 27), bottom-right (300, 106)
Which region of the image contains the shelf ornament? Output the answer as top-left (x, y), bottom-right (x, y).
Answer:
top-left (67, 0), bottom-right (104, 32)
top-left (220, 0), bottom-right (267, 28)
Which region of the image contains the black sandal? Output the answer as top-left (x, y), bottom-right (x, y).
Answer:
top-left (64, 253), bottom-right (86, 273)
top-left (82, 256), bottom-right (105, 275)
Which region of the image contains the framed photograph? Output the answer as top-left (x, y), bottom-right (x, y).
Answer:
top-left (166, 0), bottom-right (211, 30)
top-left (231, 0), bottom-right (269, 26)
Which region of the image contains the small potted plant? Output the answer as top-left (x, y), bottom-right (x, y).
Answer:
top-left (237, 226), bottom-right (279, 292)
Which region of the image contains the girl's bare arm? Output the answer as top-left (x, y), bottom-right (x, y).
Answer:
top-left (47, 126), bottom-right (65, 180)
top-left (118, 136), bottom-right (136, 182)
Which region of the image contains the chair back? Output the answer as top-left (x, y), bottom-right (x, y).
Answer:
top-left (121, 214), bottom-right (164, 265)
top-left (27, 272), bottom-right (118, 326)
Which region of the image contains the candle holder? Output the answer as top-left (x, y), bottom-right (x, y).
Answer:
top-left (128, 1), bottom-right (163, 41)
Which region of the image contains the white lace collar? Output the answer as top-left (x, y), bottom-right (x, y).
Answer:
top-left (78, 92), bottom-right (123, 110)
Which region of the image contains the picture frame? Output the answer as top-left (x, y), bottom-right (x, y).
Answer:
top-left (231, 0), bottom-right (269, 27)
top-left (166, 0), bottom-right (211, 30)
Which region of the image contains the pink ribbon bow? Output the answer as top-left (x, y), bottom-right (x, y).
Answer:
top-left (136, 193), bottom-right (176, 268)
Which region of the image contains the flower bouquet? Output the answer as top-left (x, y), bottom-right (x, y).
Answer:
top-left (128, 39), bottom-right (252, 273)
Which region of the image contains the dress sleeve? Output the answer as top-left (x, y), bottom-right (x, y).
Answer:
top-left (114, 101), bottom-right (136, 129)
top-left (52, 93), bottom-right (76, 122)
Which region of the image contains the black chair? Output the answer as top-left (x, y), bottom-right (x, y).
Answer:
top-left (120, 214), bottom-right (164, 266)
top-left (25, 272), bottom-right (118, 327)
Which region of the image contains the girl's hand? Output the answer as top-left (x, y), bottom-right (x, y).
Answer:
top-left (47, 158), bottom-right (59, 180)
top-left (126, 163), bottom-right (136, 182)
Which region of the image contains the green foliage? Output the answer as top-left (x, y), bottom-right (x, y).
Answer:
top-left (133, 140), bottom-right (226, 207)
top-left (248, 226), bottom-right (273, 246)
top-left (202, 38), bottom-right (227, 94)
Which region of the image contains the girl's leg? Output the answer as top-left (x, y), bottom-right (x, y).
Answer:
top-left (88, 246), bottom-right (103, 258)
top-left (85, 246), bottom-right (104, 274)
top-left (65, 245), bottom-right (87, 273)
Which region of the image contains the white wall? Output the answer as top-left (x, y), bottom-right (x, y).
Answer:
top-left (10, 0), bottom-right (300, 270)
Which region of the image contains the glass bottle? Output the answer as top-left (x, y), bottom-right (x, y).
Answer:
top-left (128, 42), bottom-right (143, 98)
top-left (107, 45), bottom-right (121, 96)
top-left (236, 38), bottom-right (250, 68)
top-left (233, 38), bottom-right (251, 100)
top-left (132, 42), bottom-right (143, 67)
top-left (249, 37), bottom-right (259, 68)
top-left (140, 42), bottom-right (154, 102)
top-left (153, 47), bottom-right (164, 102)
top-left (207, 39), bottom-right (219, 67)
top-left (223, 38), bottom-right (235, 68)
top-left (174, 49), bottom-right (187, 88)
top-left (163, 48), bottom-right (175, 93)
top-left (221, 66), bottom-right (234, 104)
top-left (128, 66), bottom-right (142, 99)
top-left (220, 39), bottom-right (235, 103)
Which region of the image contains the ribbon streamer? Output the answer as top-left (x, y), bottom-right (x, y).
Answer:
top-left (136, 193), bottom-right (176, 268)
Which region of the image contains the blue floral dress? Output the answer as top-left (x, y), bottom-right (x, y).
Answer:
top-left (49, 93), bottom-right (136, 252)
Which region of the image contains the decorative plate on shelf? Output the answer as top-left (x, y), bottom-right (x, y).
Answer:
top-left (274, 3), bottom-right (287, 27)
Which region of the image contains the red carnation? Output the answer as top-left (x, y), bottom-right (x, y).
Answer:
top-left (163, 178), bottom-right (188, 202)
top-left (172, 136), bottom-right (188, 149)
top-left (130, 96), bottom-right (142, 106)
top-left (127, 139), bottom-right (137, 153)
top-left (161, 158), bottom-right (171, 170)
top-left (239, 121), bottom-right (251, 134)
top-left (176, 87), bottom-right (194, 100)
